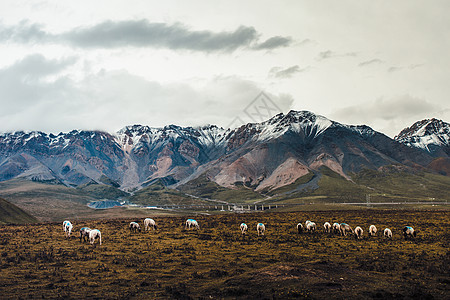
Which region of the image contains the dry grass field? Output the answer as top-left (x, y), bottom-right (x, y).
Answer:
top-left (0, 210), bottom-right (449, 299)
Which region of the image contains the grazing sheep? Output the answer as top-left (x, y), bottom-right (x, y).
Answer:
top-left (324, 222), bottom-right (331, 233)
top-left (305, 220), bottom-right (312, 227)
top-left (89, 229), bottom-right (102, 245)
top-left (297, 223), bottom-right (304, 234)
top-left (240, 223), bottom-right (248, 235)
top-left (403, 226), bottom-right (416, 240)
top-left (62, 220), bottom-right (70, 231)
top-left (332, 223), bottom-right (340, 234)
top-left (64, 221), bottom-right (73, 238)
top-left (339, 223), bottom-right (353, 236)
top-left (354, 226), bottom-right (363, 239)
top-left (79, 227), bottom-right (91, 242)
top-left (185, 219), bottom-right (200, 230)
top-left (369, 225), bottom-right (377, 237)
top-left (144, 218), bottom-right (157, 231)
top-left (257, 223), bottom-right (265, 236)
top-left (306, 222), bottom-right (316, 233)
top-left (383, 228), bottom-right (393, 239)
top-left (129, 222), bottom-right (141, 233)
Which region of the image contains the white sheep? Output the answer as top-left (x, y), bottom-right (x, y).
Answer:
top-left (257, 223), bottom-right (265, 236)
top-left (63, 221), bottom-right (73, 238)
top-left (79, 227), bottom-right (91, 242)
top-left (369, 225), bottom-right (377, 237)
top-left (296, 223), bottom-right (304, 234)
top-left (403, 226), bottom-right (416, 240)
top-left (306, 222), bottom-right (316, 233)
top-left (332, 223), bottom-right (340, 234)
top-left (339, 223), bottom-right (353, 236)
top-left (354, 226), bottom-right (363, 240)
top-left (129, 222), bottom-right (141, 233)
top-left (89, 229), bottom-right (102, 245)
top-left (323, 222), bottom-right (331, 233)
top-left (240, 223), bottom-right (248, 235)
top-left (144, 218), bottom-right (157, 231)
top-left (383, 228), bottom-right (393, 239)
top-left (62, 220), bottom-right (70, 231)
top-left (185, 219), bottom-right (200, 230)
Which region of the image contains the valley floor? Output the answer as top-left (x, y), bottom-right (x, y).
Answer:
top-left (0, 210), bottom-right (449, 299)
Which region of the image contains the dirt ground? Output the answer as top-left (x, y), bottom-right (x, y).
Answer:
top-left (0, 210), bottom-right (448, 299)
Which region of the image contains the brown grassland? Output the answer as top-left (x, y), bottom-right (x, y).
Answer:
top-left (0, 210), bottom-right (449, 299)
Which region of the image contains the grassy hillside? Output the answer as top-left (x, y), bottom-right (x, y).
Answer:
top-left (77, 181), bottom-right (129, 200)
top-left (0, 179), bottom-right (177, 222)
top-left (128, 180), bottom-right (209, 206)
top-left (0, 197), bottom-right (38, 224)
top-left (178, 174), bottom-right (263, 203)
top-left (265, 166), bottom-right (450, 205)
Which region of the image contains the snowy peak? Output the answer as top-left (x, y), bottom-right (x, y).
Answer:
top-left (115, 124), bottom-right (229, 151)
top-left (395, 118), bottom-right (450, 154)
top-left (236, 110), bottom-right (333, 142)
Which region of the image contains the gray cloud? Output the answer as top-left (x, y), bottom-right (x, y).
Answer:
top-left (268, 65), bottom-right (309, 79)
top-left (253, 36), bottom-right (292, 50)
top-left (388, 63), bottom-right (424, 73)
top-left (0, 19), bottom-right (292, 53)
top-left (317, 50), bottom-right (357, 61)
top-left (0, 54), bottom-right (77, 119)
top-left (330, 94), bottom-right (443, 137)
top-left (358, 58), bottom-right (383, 67)
top-left (0, 55), bottom-right (293, 133)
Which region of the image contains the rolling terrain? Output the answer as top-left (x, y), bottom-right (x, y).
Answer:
top-left (0, 210), bottom-right (448, 299)
top-left (0, 197), bottom-right (37, 224)
top-left (0, 112), bottom-right (449, 221)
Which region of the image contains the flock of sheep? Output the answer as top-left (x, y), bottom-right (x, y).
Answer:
top-left (62, 217), bottom-right (418, 245)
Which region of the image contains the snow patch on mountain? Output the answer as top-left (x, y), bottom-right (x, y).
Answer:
top-left (247, 110), bottom-right (333, 142)
top-left (395, 119), bottom-right (450, 152)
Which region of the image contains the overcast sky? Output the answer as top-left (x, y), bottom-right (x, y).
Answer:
top-left (0, 0), bottom-right (448, 137)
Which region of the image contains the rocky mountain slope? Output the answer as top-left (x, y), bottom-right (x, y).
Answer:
top-left (0, 111), bottom-right (447, 196)
top-left (395, 118), bottom-right (450, 157)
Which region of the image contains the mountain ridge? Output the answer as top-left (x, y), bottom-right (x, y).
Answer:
top-left (0, 111), bottom-right (447, 194)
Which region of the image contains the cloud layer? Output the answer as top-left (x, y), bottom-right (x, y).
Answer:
top-left (331, 95), bottom-right (443, 137)
top-left (0, 54), bottom-right (293, 133)
top-left (0, 19), bottom-right (293, 53)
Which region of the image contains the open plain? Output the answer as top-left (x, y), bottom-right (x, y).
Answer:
top-left (0, 210), bottom-right (449, 299)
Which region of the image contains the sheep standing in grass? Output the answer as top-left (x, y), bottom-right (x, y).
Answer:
top-left (80, 227), bottom-right (91, 243)
top-left (185, 219), bottom-right (199, 230)
top-left (297, 223), bottom-right (304, 234)
top-left (63, 221), bottom-right (73, 238)
top-left (129, 222), bottom-right (141, 233)
top-left (369, 225), bottom-right (377, 237)
top-left (354, 226), bottom-right (363, 239)
top-left (257, 223), bottom-right (265, 236)
top-left (63, 220), bottom-right (70, 231)
top-left (306, 222), bottom-right (316, 233)
top-left (240, 223), bottom-right (248, 235)
top-left (144, 218), bottom-right (157, 231)
top-left (89, 229), bottom-right (102, 245)
top-left (324, 222), bottom-right (331, 233)
top-left (332, 223), bottom-right (340, 234)
top-left (383, 228), bottom-right (393, 239)
top-left (339, 223), bottom-right (353, 236)
top-left (403, 226), bottom-right (416, 240)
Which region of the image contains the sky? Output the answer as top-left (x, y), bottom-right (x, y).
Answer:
top-left (0, 0), bottom-right (448, 137)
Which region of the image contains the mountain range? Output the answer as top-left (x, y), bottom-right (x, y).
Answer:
top-left (0, 110), bottom-right (449, 214)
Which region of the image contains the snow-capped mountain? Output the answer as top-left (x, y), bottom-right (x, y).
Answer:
top-left (395, 118), bottom-right (450, 157)
top-left (193, 110), bottom-right (433, 191)
top-left (0, 111), bottom-right (442, 193)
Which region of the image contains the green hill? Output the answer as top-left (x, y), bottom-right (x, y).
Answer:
top-left (0, 197), bottom-right (38, 224)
